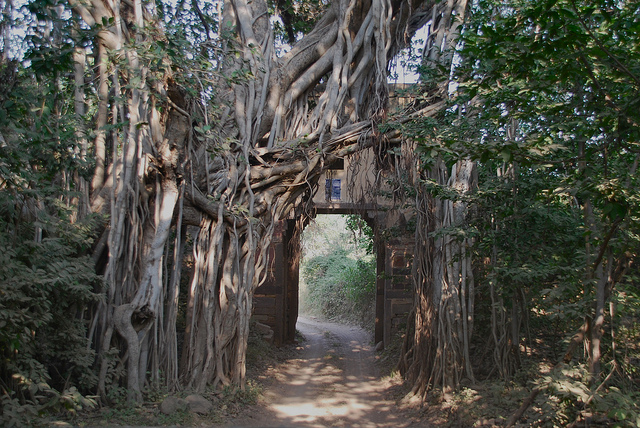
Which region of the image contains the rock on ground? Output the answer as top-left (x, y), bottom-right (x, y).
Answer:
top-left (185, 394), bottom-right (213, 414)
top-left (159, 396), bottom-right (188, 415)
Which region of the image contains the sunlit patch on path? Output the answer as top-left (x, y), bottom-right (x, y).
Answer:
top-left (233, 316), bottom-right (413, 427)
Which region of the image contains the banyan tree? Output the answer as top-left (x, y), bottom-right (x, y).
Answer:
top-left (68, 0), bottom-right (475, 401)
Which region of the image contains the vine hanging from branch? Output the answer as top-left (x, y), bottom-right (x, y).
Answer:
top-left (73, 0), bottom-right (447, 401)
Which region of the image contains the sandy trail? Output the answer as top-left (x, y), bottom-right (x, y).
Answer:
top-left (231, 316), bottom-right (413, 427)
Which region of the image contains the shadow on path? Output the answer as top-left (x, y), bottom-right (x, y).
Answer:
top-left (228, 316), bottom-right (414, 427)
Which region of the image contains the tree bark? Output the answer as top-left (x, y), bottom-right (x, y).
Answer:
top-left (90, 41), bottom-right (108, 194)
top-left (398, 0), bottom-right (475, 396)
top-left (402, 158), bottom-right (476, 396)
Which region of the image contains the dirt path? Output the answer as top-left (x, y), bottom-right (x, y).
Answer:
top-left (230, 316), bottom-right (415, 427)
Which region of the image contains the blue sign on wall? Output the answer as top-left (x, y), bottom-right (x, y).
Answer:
top-left (325, 179), bottom-right (341, 201)
top-left (332, 179), bottom-right (341, 200)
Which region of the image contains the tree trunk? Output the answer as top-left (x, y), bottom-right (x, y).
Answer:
top-left (398, 0), bottom-right (475, 396)
top-left (175, 0), bottom-right (440, 393)
top-left (73, 0), bottom-right (453, 401)
top-left (90, 41), bottom-right (108, 194)
top-left (402, 159), bottom-right (476, 396)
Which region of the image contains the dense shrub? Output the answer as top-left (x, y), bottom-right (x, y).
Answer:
top-left (0, 212), bottom-right (103, 426)
top-left (0, 61), bottom-right (103, 425)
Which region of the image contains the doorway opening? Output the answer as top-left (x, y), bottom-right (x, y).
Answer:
top-left (298, 214), bottom-right (377, 334)
top-left (252, 208), bottom-right (413, 348)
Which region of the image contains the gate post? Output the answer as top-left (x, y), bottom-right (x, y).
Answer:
top-left (253, 219), bottom-right (300, 345)
top-left (382, 239), bottom-right (413, 348)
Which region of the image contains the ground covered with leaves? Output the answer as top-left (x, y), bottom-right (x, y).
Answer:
top-left (14, 312), bottom-right (638, 427)
top-left (26, 326), bottom-right (286, 427)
